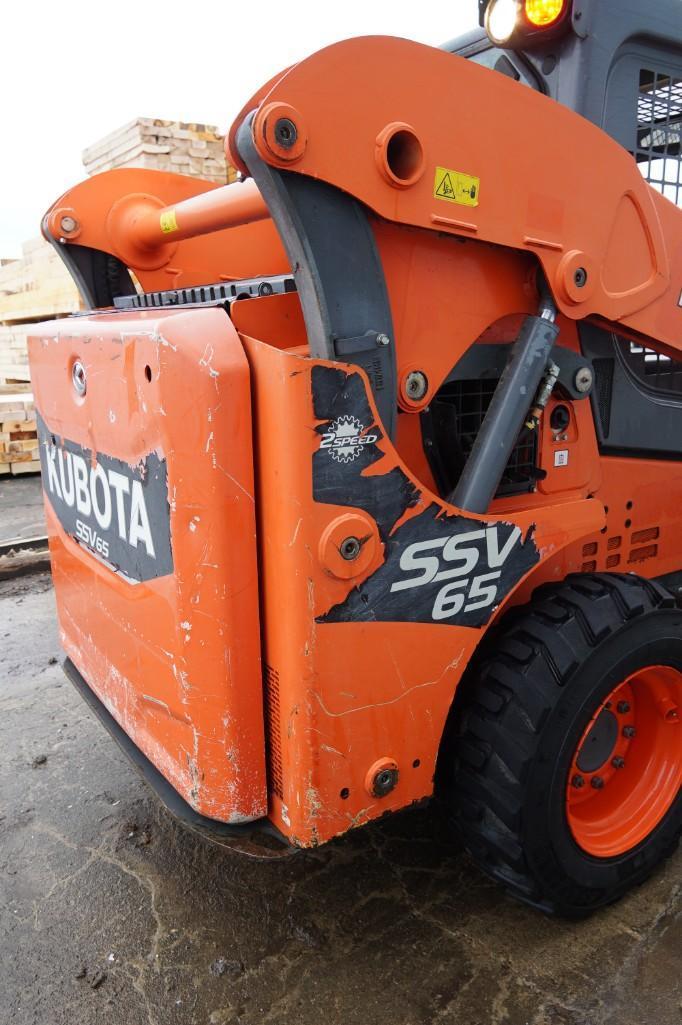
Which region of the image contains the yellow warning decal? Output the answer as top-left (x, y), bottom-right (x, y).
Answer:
top-left (159, 209), bottom-right (178, 234)
top-left (433, 166), bottom-right (480, 207)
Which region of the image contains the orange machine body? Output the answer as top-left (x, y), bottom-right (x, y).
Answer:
top-left (28, 36), bottom-right (682, 846)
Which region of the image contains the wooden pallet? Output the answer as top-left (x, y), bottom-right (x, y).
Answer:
top-left (0, 392), bottom-right (39, 476)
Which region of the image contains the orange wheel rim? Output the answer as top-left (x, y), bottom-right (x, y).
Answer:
top-left (566, 665), bottom-right (682, 857)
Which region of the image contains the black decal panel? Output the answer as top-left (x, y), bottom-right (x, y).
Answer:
top-left (37, 413), bottom-right (173, 583)
top-left (312, 365), bottom-right (539, 627)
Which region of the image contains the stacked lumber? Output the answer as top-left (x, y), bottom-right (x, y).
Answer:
top-left (82, 118), bottom-right (238, 184)
top-left (0, 392), bottom-right (40, 476)
top-left (0, 239), bottom-right (80, 347)
top-left (1, 116), bottom-right (237, 394)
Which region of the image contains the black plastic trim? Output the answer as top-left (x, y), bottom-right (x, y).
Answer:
top-left (236, 112), bottom-right (397, 439)
top-left (63, 658), bottom-right (292, 858)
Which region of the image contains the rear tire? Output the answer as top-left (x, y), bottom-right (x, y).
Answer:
top-left (440, 573), bottom-right (682, 917)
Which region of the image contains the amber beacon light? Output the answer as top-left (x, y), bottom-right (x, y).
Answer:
top-left (524, 0), bottom-right (566, 27)
top-left (485, 0), bottom-right (570, 46)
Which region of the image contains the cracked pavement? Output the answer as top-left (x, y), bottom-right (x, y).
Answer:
top-left (1, 571), bottom-right (680, 1025)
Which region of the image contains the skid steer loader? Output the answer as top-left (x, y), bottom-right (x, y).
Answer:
top-left (28, 0), bottom-right (682, 916)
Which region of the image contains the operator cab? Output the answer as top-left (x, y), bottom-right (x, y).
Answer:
top-left (444, 0), bottom-right (682, 208)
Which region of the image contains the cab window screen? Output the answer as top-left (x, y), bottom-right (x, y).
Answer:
top-left (636, 68), bottom-right (682, 206)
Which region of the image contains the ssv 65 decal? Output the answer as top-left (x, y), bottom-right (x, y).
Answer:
top-left (37, 413), bottom-right (173, 583)
top-left (391, 525), bottom-right (524, 621)
top-left (312, 366), bottom-right (538, 628)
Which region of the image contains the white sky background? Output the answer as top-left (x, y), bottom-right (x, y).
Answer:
top-left (1, 0), bottom-right (479, 258)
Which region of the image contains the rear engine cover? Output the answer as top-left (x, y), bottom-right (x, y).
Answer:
top-left (28, 307), bottom-right (266, 823)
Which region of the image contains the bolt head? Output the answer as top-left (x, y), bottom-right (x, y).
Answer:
top-left (339, 536), bottom-right (361, 561)
top-left (574, 366), bottom-right (594, 394)
top-left (71, 359), bottom-right (86, 396)
top-left (574, 267), bottom-right (588, 288)
top-left (60, 215), bottom-right (78, 234)
top-left (612, 756), bottom-right (625, 769)
top-left (623, 725), bottom-right (637, 739)
top-left (372, 767), bottom-right (399, 797)
top-left (617, 700), bottom-right (631, 714)
top-left (591, 775), bottom-right (605, 789)
top-left (376, 333), bottom-right (390, 347)
top-left (274, 117), bottom-right (297, 149)
top-left (571, 774), bottom-right (585, 789)
top-left (404, 370), bottom-right (428, 402)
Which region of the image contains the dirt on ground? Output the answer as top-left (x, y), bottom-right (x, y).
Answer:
top-left (0, 475), bottom-right (45, 543)
top-left (1, 571), bottom-right (680, 1025)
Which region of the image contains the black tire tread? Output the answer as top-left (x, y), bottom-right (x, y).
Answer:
top-left (447, 572), bottom-right (680, 916)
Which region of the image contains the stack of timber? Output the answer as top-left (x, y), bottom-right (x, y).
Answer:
top-left (0, 241), bottom-right (81, 385)
top-left (0, 119), bottom-right (237, 449)
top-left (82, 118), bottom-right (237, 183)
top-left (0, 392), bottom-right (39, 476)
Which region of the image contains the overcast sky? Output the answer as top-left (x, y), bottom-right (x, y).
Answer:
top-left (1, 0), bottom-right (479, 258)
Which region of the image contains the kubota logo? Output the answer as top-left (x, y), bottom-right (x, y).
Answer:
top-left (36, 413), bottom-right (173, 583)
top-left (320, 415), bottom-right (378, 463)
top-left (43, 443), bottom-right (156, 557)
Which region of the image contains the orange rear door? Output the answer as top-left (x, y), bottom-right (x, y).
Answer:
top-left (28, 306), bottom-right (267, 823)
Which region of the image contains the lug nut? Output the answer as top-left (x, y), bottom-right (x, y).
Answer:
top-left (623, 725), bottom-right (637, 739)
top-left (571, 774), bottom-right (585, 789)
top-left (340, 536), bottom-right (361, 561)
top-left (612, 756), bottom-right (625, 769)
top-left (617, 700), bottom-right (631, 714)
top-left (591, 776), bottom-right (605, 789)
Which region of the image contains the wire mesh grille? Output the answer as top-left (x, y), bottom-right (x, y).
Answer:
top-left (636, 69), bottom-right (682, 206)
top-left (441, 378), bottom-right (538, 496)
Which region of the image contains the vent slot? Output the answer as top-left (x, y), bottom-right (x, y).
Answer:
top-left (263, 663), bottom-right (283, 800)
top-left (632, 526), bottom-right (660, 544)
top-left (592, 358), bottom-right (615, 438)
top-left (629, 544), bottom-right (658, 563)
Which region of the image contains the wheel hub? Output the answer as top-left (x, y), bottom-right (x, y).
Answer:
top-left (575, 707), bottom-right (619, 773)
top-left (566, 665), bottom-right (681, 857)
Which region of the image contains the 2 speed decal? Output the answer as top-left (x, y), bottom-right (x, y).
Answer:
top-left (320, 415), bottom-right (378, 464)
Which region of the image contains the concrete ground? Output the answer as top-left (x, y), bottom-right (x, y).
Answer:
top-left (1, 571), bottom-right (680, 1025)
top-left (0, 474), bottom-right (45, 543)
